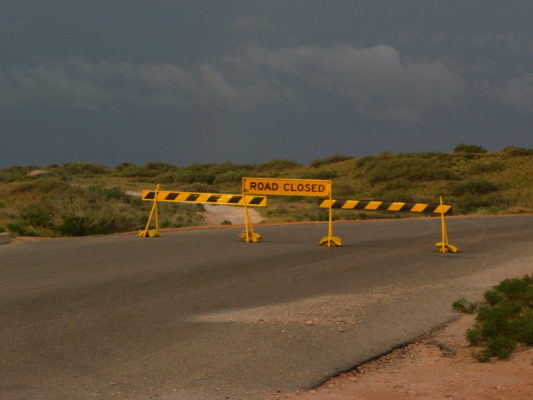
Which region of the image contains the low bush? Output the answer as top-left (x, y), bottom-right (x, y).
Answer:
top-left (454, 275), bottom-right (533, 362)
top-left (502, 146), bottom-right (533, 157)
top-left (213, 169), bottom-right (250, 183)
top-left (454, 144), bottom-right (488, 154)
top-left (468, 161), bottom-right (506, 174)
top-left (256, 159), bottom-right (300, 171)
top-left (450, 179), bottom-right (499, 197)
top-left (310, 153), bottom-right (353, 168)
top-left (453, 193), bottom-right (506, 213)
top-left (365, 157), bottom-right (455, 184)
top-left (62, 162), bottom-right (109, 175)
top-left (298, 169), bottom-right (338, 180)
top-left (6, 222), bottom-right (37, 237)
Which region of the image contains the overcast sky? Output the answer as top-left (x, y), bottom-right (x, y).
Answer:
top-left (0, 0), bottom-right (531, 167)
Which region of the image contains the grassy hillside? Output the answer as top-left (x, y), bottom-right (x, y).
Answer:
top-left (1, 145), bottom-right (532, 237)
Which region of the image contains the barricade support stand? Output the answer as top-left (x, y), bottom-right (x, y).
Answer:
top-left (239, 192), bottom-right (262, 243)
top-left (319, 193), bottom-right (342, 247)
top-left (139, 184), bottom-right (160, 238)
top-left (435, 196), bottom-right (458, 253)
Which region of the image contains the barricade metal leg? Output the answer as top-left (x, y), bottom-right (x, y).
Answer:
top-left (239, 193), bottom-right (262, 243)
top-left (319, 195), bottom-right (342, 247)
top-left (139, 184), bottom-right (161, 238)
top-left (435, 196), bottom-right (458, 253)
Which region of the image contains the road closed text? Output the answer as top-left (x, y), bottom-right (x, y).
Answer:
top-left (243, 178), bottom-right (331, 197)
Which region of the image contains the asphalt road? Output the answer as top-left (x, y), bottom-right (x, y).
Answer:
top-left (1, 216), bottom-right (533, 400)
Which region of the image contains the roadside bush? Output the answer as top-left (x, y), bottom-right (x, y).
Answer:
top-left (468, 161), bottom-right (506, 174)
top-left (298, 169), bottom-right (338, 180)
top-left (174, 169), bottom-right (215, 184)
top-left (453, 193), bottom-right (506, 213)
top-left (310, 153), bottom-right (353, 168)
top-left (502, 146), bottom-right (533, 157)
top-left (450, 179), bottom-right (499, 197)
top-left (213, 169), bottom-right (250, 183)
top-left (8, 177), bottom-right (70, 195)
top-left (57, 214), bottom-right (142, 236)
top-left (0, 165), bottom-right (43, 183)
top-left (142, 162), bottom-right (178, 172)
top-left (62, 162), bottom-right (109, 175)
top-left (83, 185), bottom-right (132, 203)
top-left (454, 144), bottom-right (487, 154)
top-left (256, 159), bottom-right (300, 171)
top-left (6, 222), bottom-right (37, 237)
top-left (454, 275), bottom-right (533, 362)
top-left (365, 158), bottom-right (456, 184)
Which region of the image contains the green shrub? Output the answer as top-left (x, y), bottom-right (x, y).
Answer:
top-left (142, 162), bottom-right (178, 172)
top-left (298, 169), bottom-right (338, 180)
top-left (453, 144), bottom-right (487, 153)
top-left (469, 161), bottom-right (506, 174)
top-left (256, 159), bottom-right (300, 171)
top-left (57, 214), bottom-right (142, 236)
top-left (452, 298), bottom-right (478, 314)
top-left (502, 146), bottom-right (533, 157)
top-left (174, 169), bottom-right (215, 184)
top-left (454, 193), bottom-right (506, 213)
top-left (365, 158), bottom-right (455, 184)
top-left (450, 179), bottom-right (499, 197)
top-left (310, 153), bottom-right (353, 168)
top-left (84, 185), bottom-right (132, 203)
top-left (62, 162), bottom-right (109, 175)
top-left (454, 275), bottom-right (533, 361)
top-left (20, 208), bottom-right (54, 228)
top-left (213, 169), bottom-right (250, 183)
top-left (8, 177), bottom-right (71, 195)
top-left (6, 222), bottom-right (37, 237)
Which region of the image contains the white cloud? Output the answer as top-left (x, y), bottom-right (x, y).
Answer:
top-left (232, 43), bottom-right (465, 120)
top-left (0, 44), bottom-right (465, 120)
top-left (502, 73), bottom-right (533, 114)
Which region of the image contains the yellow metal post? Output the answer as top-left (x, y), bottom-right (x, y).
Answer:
top-left (239, 185), bottom-right (262, 243)
top-left (435, 196), bottom-right (458, 253)
top-left (139, 184), bottom-right (161, 238)
top-left (319, 194), bottom-right (342, 247)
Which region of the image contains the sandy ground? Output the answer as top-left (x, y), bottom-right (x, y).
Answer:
top-left (274, 314), bottom-right (533, 400)
top-left (203, 204), bottom-right (263, 225)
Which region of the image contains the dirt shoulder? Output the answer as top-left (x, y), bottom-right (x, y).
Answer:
top-left (276, 313), bottom-right (532, 400)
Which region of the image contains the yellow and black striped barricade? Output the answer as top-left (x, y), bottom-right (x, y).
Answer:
top-left (318, 199), bottom-right (452, 214)
top-left (139, 188), bottom-right (267, 238)
top-left (141, 190), bottom-right (267, 206)
top-left (318, 198), bottom-right (458, 253)
top-left (242, 177), bottom-right (341, 247)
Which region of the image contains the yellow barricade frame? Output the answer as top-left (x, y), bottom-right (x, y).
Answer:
top-left (319, 199), bottom-right (452, 214)
top-left (241, 177), bottom-right (341, 247)
top-left (141, 190), bottom-right (267, 206)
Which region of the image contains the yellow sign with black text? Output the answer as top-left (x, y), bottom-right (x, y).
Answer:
top-left (242, 177), bottom-right (331, 197)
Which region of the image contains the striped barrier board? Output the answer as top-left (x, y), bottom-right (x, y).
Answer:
top-left (141, 190), bottom-right (267, 206)
top-left (318, 199), bottom-right (452, 214)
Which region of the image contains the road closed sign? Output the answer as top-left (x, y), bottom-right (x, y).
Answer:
top-left (242, 177), bottom-right (331, 197)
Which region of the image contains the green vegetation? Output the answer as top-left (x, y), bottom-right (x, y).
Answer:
top-left (0, 177), bottom-right (204, 237)
top-left (453, 275), bottom-right (533, 362)
top-left (453, 144), bottom-right (488, 154)
top-left (1, 144), bottom-right (533, 237)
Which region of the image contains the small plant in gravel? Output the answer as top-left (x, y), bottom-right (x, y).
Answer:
top-left (453, 275), bottom-right (533, 362)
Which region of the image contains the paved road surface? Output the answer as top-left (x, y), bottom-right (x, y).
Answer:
top-left (1, 216), bottom-right (533, 399)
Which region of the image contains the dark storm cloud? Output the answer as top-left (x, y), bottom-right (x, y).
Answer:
top-left (0, 43), bottom-right (465, 121)
top-left (0, 0), bottom-right (531, 167)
